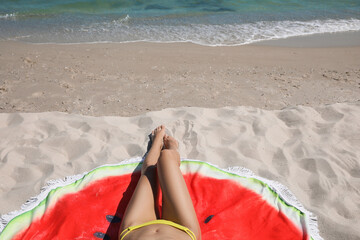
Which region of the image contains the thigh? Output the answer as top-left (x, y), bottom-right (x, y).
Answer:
top-left (119, 168), bottom-right (158, 233)
top-left (157, 150), bottom-right (201, 239)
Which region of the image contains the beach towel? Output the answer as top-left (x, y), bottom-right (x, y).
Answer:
top-left (0, 158), bottom-right (322, 240)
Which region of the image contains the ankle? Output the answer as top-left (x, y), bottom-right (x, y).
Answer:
top-left (152, 138), bottom-right (163, 150)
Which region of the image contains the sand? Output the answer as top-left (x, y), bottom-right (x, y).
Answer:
top-left (0, 40), bottom-right (360, 240)
top-left (0, 41), bottom-right (359, 116)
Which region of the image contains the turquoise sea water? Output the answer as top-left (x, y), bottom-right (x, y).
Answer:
top-left (0, 0), bottom-right (360, 45)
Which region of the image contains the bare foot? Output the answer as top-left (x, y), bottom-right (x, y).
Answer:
top-left (162, 134), bottom-right (180, 166)
top-left (151, 125), bottom-right (166, 150)
top-left (163, 134), bottom-right (179, 150)
top-left (142, 125), bottom-right (166, 174)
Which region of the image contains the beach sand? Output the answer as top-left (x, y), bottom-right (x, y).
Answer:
top-left (0, 40), bottom-right (360, 240)
top-left (0, 41), bottom-right (359, 116)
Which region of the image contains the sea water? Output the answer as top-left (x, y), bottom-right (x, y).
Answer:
top-left (0, 0), bottom-right (359, 45)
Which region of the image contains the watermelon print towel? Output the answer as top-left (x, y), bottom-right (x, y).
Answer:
top-left (0, 158), bottom-right (322, 240)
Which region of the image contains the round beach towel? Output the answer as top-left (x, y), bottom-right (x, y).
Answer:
top-left (0, 158), bottom-right (321, 240)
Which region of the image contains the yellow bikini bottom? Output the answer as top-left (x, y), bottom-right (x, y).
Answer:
top-left (119, 219), bottom-right (196, 240)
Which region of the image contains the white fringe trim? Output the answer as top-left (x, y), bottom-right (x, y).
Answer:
top-left (0, 157), bottom-right (143, 233)
top-left (0, 157), bottom-right (322, 240)
top-left (225, 165), bottom-right (323, 240)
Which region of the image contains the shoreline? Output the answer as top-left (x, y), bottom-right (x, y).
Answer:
top-left (4, 30), bottom-right (360, 48)
top-left (253, 30), bottom-right (360, 48)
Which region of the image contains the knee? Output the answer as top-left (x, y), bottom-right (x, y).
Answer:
top-left (158, 149), bottom-right (180, 166)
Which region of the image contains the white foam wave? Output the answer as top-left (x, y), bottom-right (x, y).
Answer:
top-left (6, 17), bottom-right (360, 46)
top-left (77, 18), bottom-right (360, 46)
top-left (112, 14), bottom-right (130, 24)
top-left (0, 13), bottom-right (17, 19)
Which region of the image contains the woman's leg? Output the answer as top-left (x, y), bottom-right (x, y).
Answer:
top-left (119, 125), bottom-right (165, 235)
top-left (157, 135), bottom-right (201, 240)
